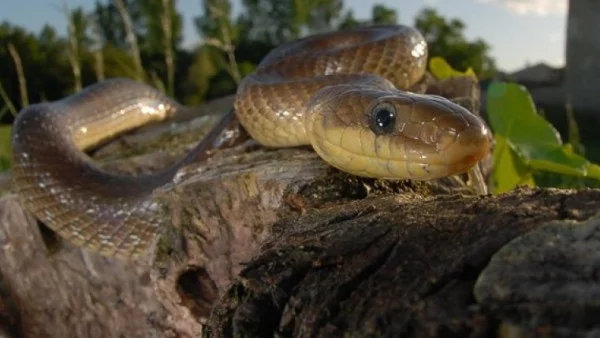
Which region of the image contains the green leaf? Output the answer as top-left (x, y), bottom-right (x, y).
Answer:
top-left (487, 82), bottom-right (562, 147)
top-left (516, 143), bottom-right (587, 176)
top-left (492, 134), bottom-right (535, 193)
top-left (429, 56), bottom-right (476, 80)
top-left (486, 81), bottom-right (600, 192)
top-left (585, 163), bottom-right (600, 177)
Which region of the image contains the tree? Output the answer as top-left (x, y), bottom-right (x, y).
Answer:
top-left (0, 22), bottom-right (73, 115)
top-left (195, 0), bottom-right (241, 82)
top-left (338, 10), bottom-right (360, 29)
top-left (93, 0), bottom-right (140, 50)
top-left (195, 0), bottom-right (238, 45)
top-left (63, 6), bottom-right (91, 92)
top-left (93, 0), bottom-right (183, 91)
top-left (237, 0), bottom-right (344, 45)
top-left (190, 0), bottom-right (241, 102)
top-left (136, 0), bottom-right (182, 95)
top-left (414, 8), bottom-right (496, 78)
top-left (371, 4), bottom-right (397, 25)
top-left (136, 0), bottom-right (182, 56)
top-left (338, 4), bottom-right (398, 29)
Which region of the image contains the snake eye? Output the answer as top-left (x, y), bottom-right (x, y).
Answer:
top-left (369, 102), bottom-right (396, 135)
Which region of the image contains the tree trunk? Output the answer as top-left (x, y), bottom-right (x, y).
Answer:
top-left (565, 0), bottom-right (600, 113)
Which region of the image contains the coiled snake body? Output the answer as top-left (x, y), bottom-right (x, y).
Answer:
top-left (11, 25), bottom-right (490, 260)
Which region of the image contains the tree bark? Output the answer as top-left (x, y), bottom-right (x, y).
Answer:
top-left (202, 187), bottom-right (600, 338)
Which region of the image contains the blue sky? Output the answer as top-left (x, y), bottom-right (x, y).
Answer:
top-left (1, 0), bottom-right (567, 72)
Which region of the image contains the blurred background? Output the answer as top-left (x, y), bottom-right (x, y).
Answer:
top-left (0, 0), bottom-right (597, 166)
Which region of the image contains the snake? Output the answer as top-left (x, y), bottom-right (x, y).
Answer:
top-left (11, 25), bottom-right (490, 260)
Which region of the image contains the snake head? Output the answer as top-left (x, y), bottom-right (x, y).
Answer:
top-left (305, 85), bottom-right (491, 180)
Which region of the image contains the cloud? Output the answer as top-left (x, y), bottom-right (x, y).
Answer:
top-left (476, 0), bottom-right (567, 16)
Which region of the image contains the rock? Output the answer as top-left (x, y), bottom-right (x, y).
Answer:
top-left (474, 213), bottom-right (600, 336)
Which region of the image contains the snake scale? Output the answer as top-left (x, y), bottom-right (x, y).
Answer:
top-left (11, 25), bottom-right (490, 260)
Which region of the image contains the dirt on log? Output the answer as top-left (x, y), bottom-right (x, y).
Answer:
top-left (0, 102), bottom-right (599, 337)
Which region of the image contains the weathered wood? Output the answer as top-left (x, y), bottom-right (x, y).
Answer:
top-left (148, 140), bottom-right (471, 336)
top-left (202, 187), bottom-right (600, 338)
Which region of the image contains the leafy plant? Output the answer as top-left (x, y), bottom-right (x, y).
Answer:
top-left (429, 56), bottom-right (600, 193)
top-left (429, 55), bottom-right (476, 79)
top-left (486, 82), bottom-right (600, 192)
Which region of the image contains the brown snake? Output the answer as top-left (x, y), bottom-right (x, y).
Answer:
top-left (11, 25), bottom-right (490, 260)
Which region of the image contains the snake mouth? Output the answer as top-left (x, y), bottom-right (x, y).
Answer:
top-left (310, 122), bottom-right (490, 180)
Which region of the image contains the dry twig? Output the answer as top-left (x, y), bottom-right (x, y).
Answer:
top-left (161, 0), bottom-right (175, 95)
top-left (7, 43), bottom-right (29, 108)
top-left (62, 1), bottom-right (82, 92)
top-left (114, 0), bottom-right (144, 81)
top-left (206, 2), bottom-right (241, 84)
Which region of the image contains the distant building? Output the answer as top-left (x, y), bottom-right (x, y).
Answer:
top-left (508, 63), bottom-right (563, 88)
top-left (479, 63), bottom-right (566, 111)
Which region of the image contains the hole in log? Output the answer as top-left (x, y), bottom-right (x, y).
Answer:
top-left (176, 267), bottom-right (219, 319)
top-left (37, 221), bottom-right (63, 254)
